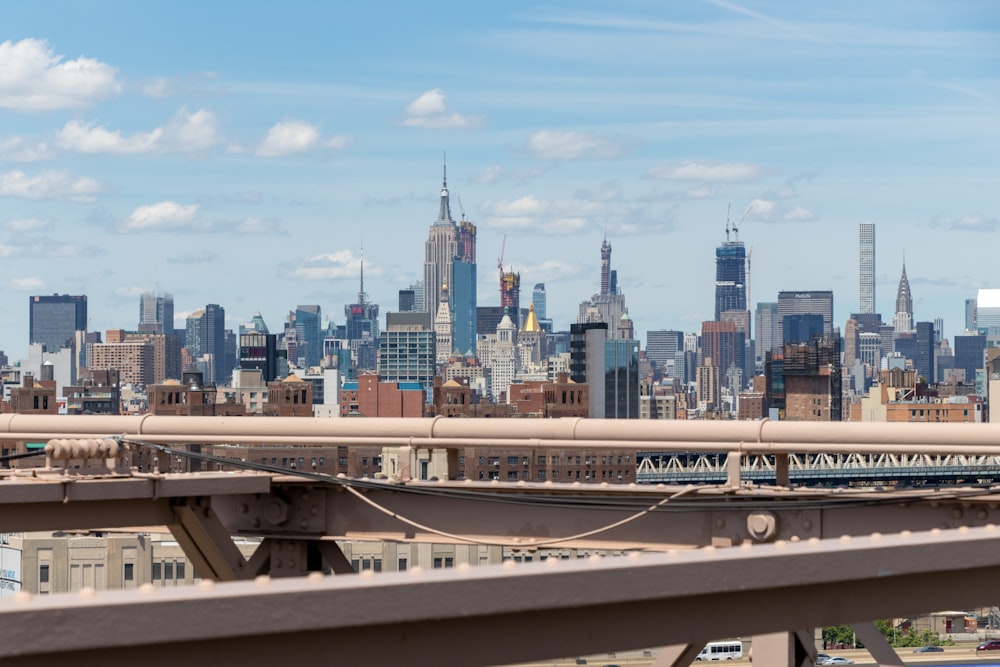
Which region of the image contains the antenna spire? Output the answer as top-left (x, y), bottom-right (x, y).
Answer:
top-left (358, 240), bottom-right (366, 304)
top-left (443, 151), bottom-right (447, 189)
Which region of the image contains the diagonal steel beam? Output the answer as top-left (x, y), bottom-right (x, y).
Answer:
top-left (168, 497), bottom-right (252, 581)
top-left (5, 526), bottom-right (1000, 667)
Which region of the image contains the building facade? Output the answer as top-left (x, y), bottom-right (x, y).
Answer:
top-left (859, 223), bottom-right (875, 315)
top-left (29, 294), bottom-right (87, 352)
top-left (776, 291), bottom-right (834, 343)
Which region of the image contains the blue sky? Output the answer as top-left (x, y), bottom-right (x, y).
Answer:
top-left (0, 0), bottom-right (996, 356)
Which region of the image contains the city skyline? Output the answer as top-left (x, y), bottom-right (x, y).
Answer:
top-left (0, 2), bottom-right (995, 356)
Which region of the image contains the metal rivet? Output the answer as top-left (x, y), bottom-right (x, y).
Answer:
top-left (254, 575), bottom-right (271, 587)
top-left (870, 532), bottom-right (883, 541)
top-left (198, 579), bottom-right (215, 590)
top-left (138, 583), bottom-right (156, 595)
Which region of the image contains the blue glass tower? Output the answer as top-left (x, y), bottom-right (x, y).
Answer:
top-left (714, 223), bottom-right (747, 321)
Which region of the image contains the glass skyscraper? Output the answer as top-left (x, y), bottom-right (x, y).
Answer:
top-left (714, 227), bottom-right (747, 321)
top-left (29, 294), bottom-right (87, 351)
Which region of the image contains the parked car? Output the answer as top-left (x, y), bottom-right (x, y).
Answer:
top-left (819, 658), bottom-right (854, 665)
top-left (913, 645), bottom-right (944, 653)
top-left (978, 640), bottom-right (1000, 652)
top-left (816, 653), bottom-right (831, 663)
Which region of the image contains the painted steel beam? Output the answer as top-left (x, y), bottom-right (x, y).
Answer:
top-left (0, 472), bottom-right (270, 533)
top-left (228, 478), bottom-right (1000, 550)
top-left (3, 525), bottom-right (1000, 667)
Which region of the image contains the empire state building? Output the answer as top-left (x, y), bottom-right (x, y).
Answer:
top-left (423, 161), bottom-right (477, 356)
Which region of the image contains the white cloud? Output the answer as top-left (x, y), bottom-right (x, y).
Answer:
top-left (482, 195), bottom-right (603, 235)
top-left (55, 107), bottom-right (218, 155)
top-left (951, 214), bottom-right (997, 232)
top-left (784, 206), bottom-right (816, 222)
top-left (403, 88), bottom-right (483, 128)
top-left (526, 130), bottom-right (625, 160)
top-left (11, 277), bottom-right (44, 290)
top-left (744, 198), bottom-right (776, 219)
top-left (0, 39), bottom-right (121, 111)
top-left (290, 250), bottom-right (379, 280)
top-left (125, 201), bottom-right (200, 231)
top-left (0, 136), bottom-right (53, 161)
top-left (162, 108), bottom-right (218, 152)
top-left (256, 120), bottom-right (319, 157)
top-left (5, 218), bottom-right (48, 231)
top-left (0, 169), bottom-right (101, 202)
top-left (57, 120), bottom-right (159, 154)
top-left (647, 160), bottom-right (770, 182)
top-left (254, 120), bottom-right (349, 157)
top-left (743, 198), bottom-right (816, 223)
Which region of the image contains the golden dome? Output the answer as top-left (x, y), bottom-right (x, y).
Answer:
top-left (522, 303), bottom-right (541, 333)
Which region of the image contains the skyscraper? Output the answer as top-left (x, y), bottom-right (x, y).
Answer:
top-left (893, 262), bottom-right (913, 333)
top-left (578, 236), bottom-right (627, 331)
top-left (451, 257), bottom-right (477, 356)
top-left (965, 298), bottom-right (977, 332)
top-left (185, 304), bottom-right (226, 384)
top-left (714, 222), bottom-right (747, 321)
top-left (976, 289), bottom-right (1000, 338)
top-left (423, 161), bottom-right (476, 356)
top-left (379, 312), bottom-right (435, 396)
top-left (345, 256), bottom-right (380, 371)
top-left (859, 223), bottom-right (875, 315)
top-left (500, 268), bottom-right (520, 331)
top-left (645, 330), bottom-right (684, 369)
top-left (139, 291), bottom-right (174, 335)
top-left (755, 302), bottom-right (778, 361)
top-left (776, 291), bottom-right (834, 343)
top-left (30, 294), bottom-right (87, 352)
top-left (423, 163), bottom-right (458, 316)
top-left (295, 305), bottom-right (322, 368)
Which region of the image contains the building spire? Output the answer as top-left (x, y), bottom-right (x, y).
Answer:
top-left (357, 240), bottom-right (367, 305)
top-left (436, 153), bottom-right (454, 224)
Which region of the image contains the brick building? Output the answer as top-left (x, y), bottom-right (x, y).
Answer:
top-left (339, 374), bottom-right (425, 418)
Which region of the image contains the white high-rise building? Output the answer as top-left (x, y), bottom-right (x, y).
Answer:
top-left (859, 223), bottom-right (875, 315)
top-left (893, 263), bottom-right (913, 333)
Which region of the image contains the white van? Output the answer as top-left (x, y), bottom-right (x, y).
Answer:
top-left (696, 641), bottom-right (744, 661)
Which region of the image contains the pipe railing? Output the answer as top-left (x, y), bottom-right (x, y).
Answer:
top-left (0, 415), bottom-right (997, 454)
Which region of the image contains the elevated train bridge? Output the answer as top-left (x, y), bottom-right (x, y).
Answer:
top-left (2, 415), bottom-right (1000, 667)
